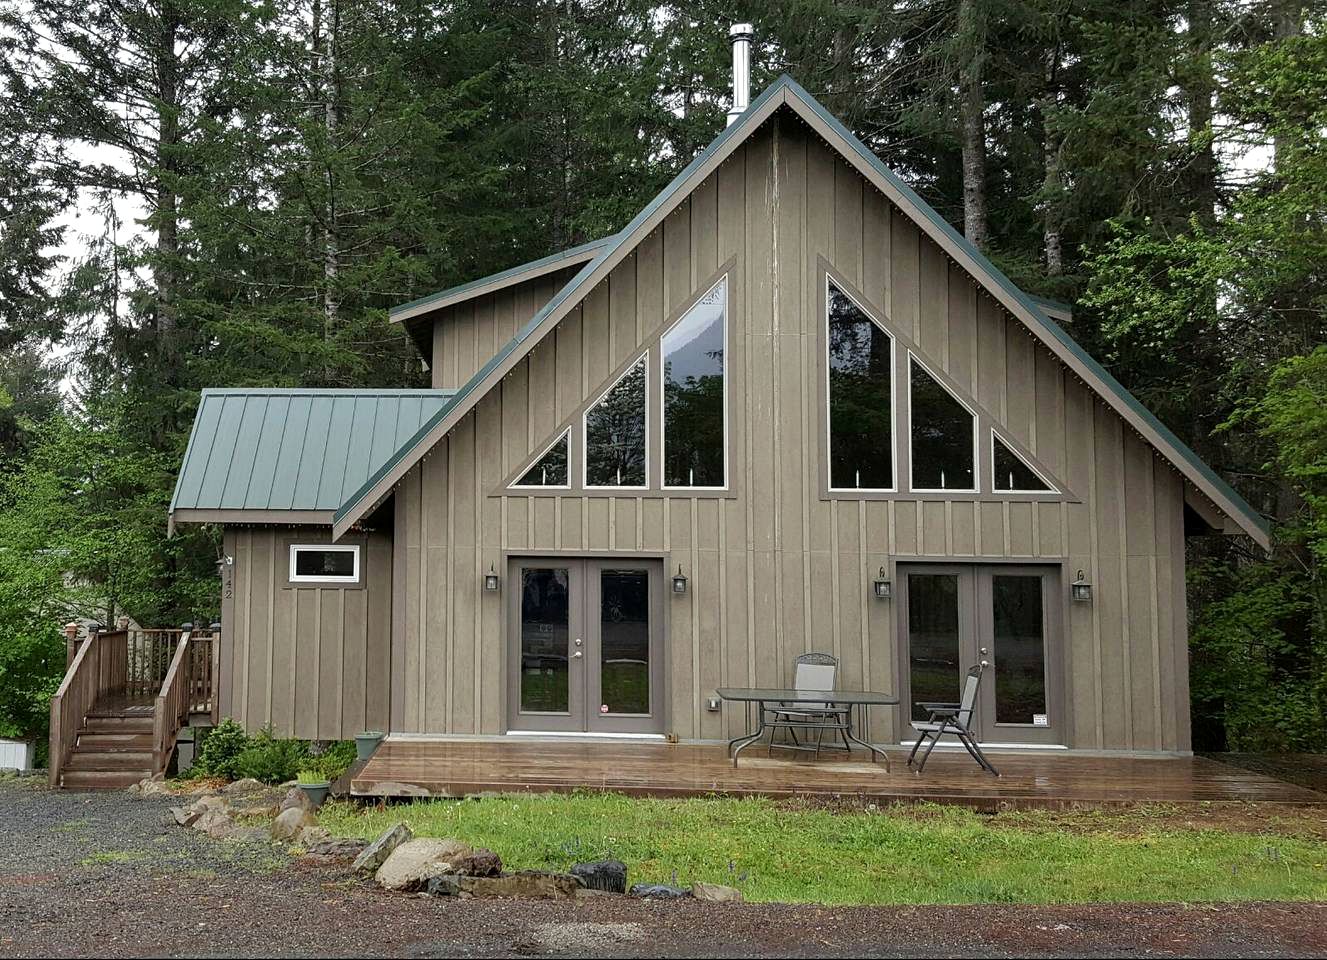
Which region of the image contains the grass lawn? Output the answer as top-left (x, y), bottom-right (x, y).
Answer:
top-left (318, 793), bottom-right (1327, 905)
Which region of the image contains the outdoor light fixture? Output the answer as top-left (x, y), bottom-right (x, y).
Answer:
top-left (672, 564), bottom-right (688, 594)
top-left (1071, 569), bottom-right (1092, 602)
top-left (872, 567), bottom-right (892, 600)
top-left (484, 564), bottom-right (500, 592)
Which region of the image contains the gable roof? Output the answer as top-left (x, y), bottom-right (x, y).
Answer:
top-left (333, 75), bottom-right (1270, 549)
top-left (170, 388), bottom-right (454, 532)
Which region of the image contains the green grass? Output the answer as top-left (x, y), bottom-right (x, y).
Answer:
top-left (81, 849), bottom-right (148, 866)
top-left (318, 793), bottom-right (1327, 905)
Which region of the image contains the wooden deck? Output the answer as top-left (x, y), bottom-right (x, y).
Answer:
top-left (351, 738), bottom-right (1327, 810)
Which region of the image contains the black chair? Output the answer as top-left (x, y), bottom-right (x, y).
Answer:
top-left (907, 663), bottom-right (999, 775)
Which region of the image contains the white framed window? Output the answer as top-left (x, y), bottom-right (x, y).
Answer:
top-left (583, 354), bottom-right (649, 489)
top-left (289, 544), bottom-right (360, 584)
top-left (662, 275), bottom-right (727, 489)
top-left (991, 430), bottom-right (1058, 493)
top-left (907, 351), bottom-right (978, 493)
top-left (511, 429), bottom-right (571, 489)
top-left (826, 276), bottom-right (896, 491)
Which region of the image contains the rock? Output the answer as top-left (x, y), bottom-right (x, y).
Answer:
top-left (449, 848), bottom-right (502, 878)
top-left (570, 859), bottom-right (627, 894)
top-left (375, 838), bottom-right (473, 891)
top-left (192, 807), bottom-right (232, 836)
top-left (297, 825), bottom-right (331, 846)
top-left (209, 823), bottom-right (271, 843)
top-left (279, 787), bottom-right (311, 813)
top-left (427, 871), bottom-right (584, 900)
top-left (128, 778), bottom-right (171, 798)
top-left (170, 806), bottom-right (201, 828)
top-left (308, 837), bottom-right (368, 860)
top-left (222, 777), bottom-right (267, 797)
top-left (629, 883), bottom-right (691, 900)
top-left (691, 881), bottom-right (743, 902)
top-left (231, 801), bottom-right (279, 818)
top-left (271, 807), bottom-right (317, 841)
top-left (191, 795), bottom-right (229, 813)
top-left (351, 823), bottom-right (413, 875)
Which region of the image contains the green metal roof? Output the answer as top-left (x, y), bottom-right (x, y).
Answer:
top-left (170, 388), bottom-right (455, 519)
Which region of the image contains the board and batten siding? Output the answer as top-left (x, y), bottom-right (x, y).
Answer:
top-left (219, 528), bottom-right (392, 740)
top-left (428, 268), bottom-right (581, 390)
top-left (392, 111), bottom-right (1191, 752)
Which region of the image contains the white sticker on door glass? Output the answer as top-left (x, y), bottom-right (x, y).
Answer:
top-left (1032, 713), bottom-right (1049, 727)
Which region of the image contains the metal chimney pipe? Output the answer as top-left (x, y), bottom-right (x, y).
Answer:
top-left (726, 23), bottom-right (754, 127)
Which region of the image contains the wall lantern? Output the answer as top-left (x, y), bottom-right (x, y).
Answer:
top-left (872, 567), bottom-right (892, 600)
top-left (672, 565), bottom-right (688, 595)
top-left (1071, 569), bottom-right (1092, 603)
top-left (484, 563), bottom-right (501, 592)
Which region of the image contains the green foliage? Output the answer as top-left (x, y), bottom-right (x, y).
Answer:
top-left (0, 623), bottom-right (63, 740)
top-left (298, 740), bottom-right (357, 783)
top-left (232, 727), bottom-right (309, 785)
top-left (191, 718), bottom-right (249, 780)
top-left (318, 794), bottom-right (1327, 905)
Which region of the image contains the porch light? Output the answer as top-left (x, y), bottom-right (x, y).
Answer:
top-left (872, 567), bottom-right (892, 600)
top-left (484, 564), bottom-right (500, 592)
top-left (1071, 569), bottom-right (1092, 603)
top-left (672, 565), bottom-right (688, 595)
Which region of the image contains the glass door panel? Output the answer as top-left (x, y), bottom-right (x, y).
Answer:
top-left (905, 571), bottom-right (967, 722)
top-left (509, 562), bottom-right (584, 732)
top-left (596, 568), bottom-right (651, 715)
top-left (990, 575), bottom-right (1047, 725)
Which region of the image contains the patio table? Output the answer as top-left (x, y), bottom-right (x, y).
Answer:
top-left (715, 687), bottom-right (899, 769)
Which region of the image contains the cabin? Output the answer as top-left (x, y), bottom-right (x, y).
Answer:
top-left (55, 42), bottom-right (1275, 797)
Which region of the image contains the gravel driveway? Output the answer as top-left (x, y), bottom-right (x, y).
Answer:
top-left (2, 777), bottom-right (1325, 959)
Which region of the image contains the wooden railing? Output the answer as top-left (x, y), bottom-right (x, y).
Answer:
top-left (186, 628), bottom-right (220, 720)
top-left (127, 628), bottom-right (186, 700)
top-left (152, 629), bottom-right (194, 774)
top-left (48, 629), bottom-right (127, 787)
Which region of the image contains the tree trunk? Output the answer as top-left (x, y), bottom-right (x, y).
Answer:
top-left (322, 0), bottom-right (341, 348)
top-left (957, 0), bottom-right (988, 251)
top-left (154, 2), bottom-right (181, 340)
top-left (1185, 0), bottom-right (1218, 226)
top-left (1272, 1), bottom-right (1304, 173)
top-left (1041, 41), bottom-right (1065, 276)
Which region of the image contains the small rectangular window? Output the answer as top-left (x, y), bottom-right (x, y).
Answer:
top-left (289, 545), bottom-right (360, 583)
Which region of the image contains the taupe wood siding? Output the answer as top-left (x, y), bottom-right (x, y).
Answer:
top-left (392, 112), bottom-right (1192, 752)
top-left (429, 268), bottom-right (582, 390)
top-left (220, 528), bottom-right (392, 739)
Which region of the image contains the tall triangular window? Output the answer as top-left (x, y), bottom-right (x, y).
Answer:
top-left (827, 279), bottom-right (894, 490)
top-left (584, 356), bottom-right (648, 488)
top-left (663, 276), bottom-right (726, 488)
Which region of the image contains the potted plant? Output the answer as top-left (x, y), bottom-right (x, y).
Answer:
top-left (295, 769), bottom-right (331, 810)
top-left (355, 731), bottom-right (384, 761)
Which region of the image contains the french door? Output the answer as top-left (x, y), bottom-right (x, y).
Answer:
top-left (507, 558), bottom-right (664, 734)
top-left (898, 564), bottom-right (1062, 745)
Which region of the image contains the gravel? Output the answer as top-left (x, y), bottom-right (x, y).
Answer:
top-left (1, 777), bottom-right (1324, 959)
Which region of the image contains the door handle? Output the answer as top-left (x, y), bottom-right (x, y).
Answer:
top-left (572, 651), bottom-right (583, 659)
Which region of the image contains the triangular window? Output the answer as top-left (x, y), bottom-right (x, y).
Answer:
top-left (992, 433), bottom-right (1056, 493)
top-left (909, 354), bottom-right (976, 491)
top-left (584, 356), bottom-right (648, 488)
top-left (512, 430), bottom-right (569, 488)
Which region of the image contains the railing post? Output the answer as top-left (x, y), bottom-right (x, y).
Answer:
top-left (63, 622), bottom-right (80, 669)
top-left (209, 622), bottom-right (222, 723)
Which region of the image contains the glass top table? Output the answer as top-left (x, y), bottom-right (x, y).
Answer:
top-left (714, 687), bottom-right (899, 767)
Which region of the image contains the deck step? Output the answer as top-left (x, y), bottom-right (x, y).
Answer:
top-left (64, 750), bottom-right (155, 773)
top-left (80, 716), bottom-right (155, 734)
top-left (60, 769), bottom-right (154, 790)
top-left (76, 732), bottom-right (155, 751)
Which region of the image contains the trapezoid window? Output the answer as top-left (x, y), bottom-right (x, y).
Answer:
top-left (909, 354), bottom-right (976, 491)
top-left (992, 433), bottom-right (1055, 493)
top-left (827, 279), bottom-right (894, 490)
top-left (584, 356), bottom-right (647, 488)
top-left (663, 276), bottom-right (726, 488)
top-left (513, 430), bottom-right (569, 488)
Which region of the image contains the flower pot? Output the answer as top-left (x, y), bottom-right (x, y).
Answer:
top-left (298, 781), bottom-right (331, 810)
top-left (355, 731), bottom-right (384, 761)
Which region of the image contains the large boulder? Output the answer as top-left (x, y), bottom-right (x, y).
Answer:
top-left (375, 838), bottom-right (473, 891)
top-left (192, 806), bottom-right (233, 837)
top-left (351, 823), bottom-right (412, 875)
top-left (629, 883), bottom-right (691, 900)
top-left (270, 807), bottom-right (317, 841)
top-left (427, 871), bottom-right (584, 900)
top-left (691, 881), bottom-right (743, 902)
top-left (570, 859), bottom-right (627, 894)
top-left (450, 848), bottom-right (502, 877)
top-left (279, 787), bottom-right (311, 813)
top-left (307, 837), bottom-right (369, 860)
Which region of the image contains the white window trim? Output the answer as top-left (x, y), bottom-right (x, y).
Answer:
top-left (582, 353), bottom-right (650, 491)
top-left (825, 275), bottom-right (898, 493)
top-left (509, 428), bottom-right (572, 490)
top-left (906, 350), bottom-right (980, 494)
top-left (990, 428), bottom-right (1060, 494)
top-left (289, 543), bottom-right (361, 584)
top-left (661, 274), bottom-right (729, 491)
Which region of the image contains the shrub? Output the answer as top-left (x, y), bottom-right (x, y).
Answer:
top-left (300, 739), bottom-right (357, 782)
top-left (191, 718), bottom-right (248, 779)
top-left (233, 726), bottom-right (309, 784)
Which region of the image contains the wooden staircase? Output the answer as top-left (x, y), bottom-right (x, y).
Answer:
top-left (50, 625), bottom-right (219, 790)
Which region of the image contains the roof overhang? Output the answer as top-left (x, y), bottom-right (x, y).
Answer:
top-left (334, 76), bottom-right (1270, 550)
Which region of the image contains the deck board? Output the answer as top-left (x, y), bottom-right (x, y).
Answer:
top-left (351, 739), bottom-right (1327, 810)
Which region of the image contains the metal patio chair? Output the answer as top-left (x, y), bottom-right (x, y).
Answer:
top-left (767, 652), bottom-right (851, 758)
top-left (907, 663), bottom-right (999, 776)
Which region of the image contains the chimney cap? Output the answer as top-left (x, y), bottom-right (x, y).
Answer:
top-left (730, 23), bottom-right (754, 39)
